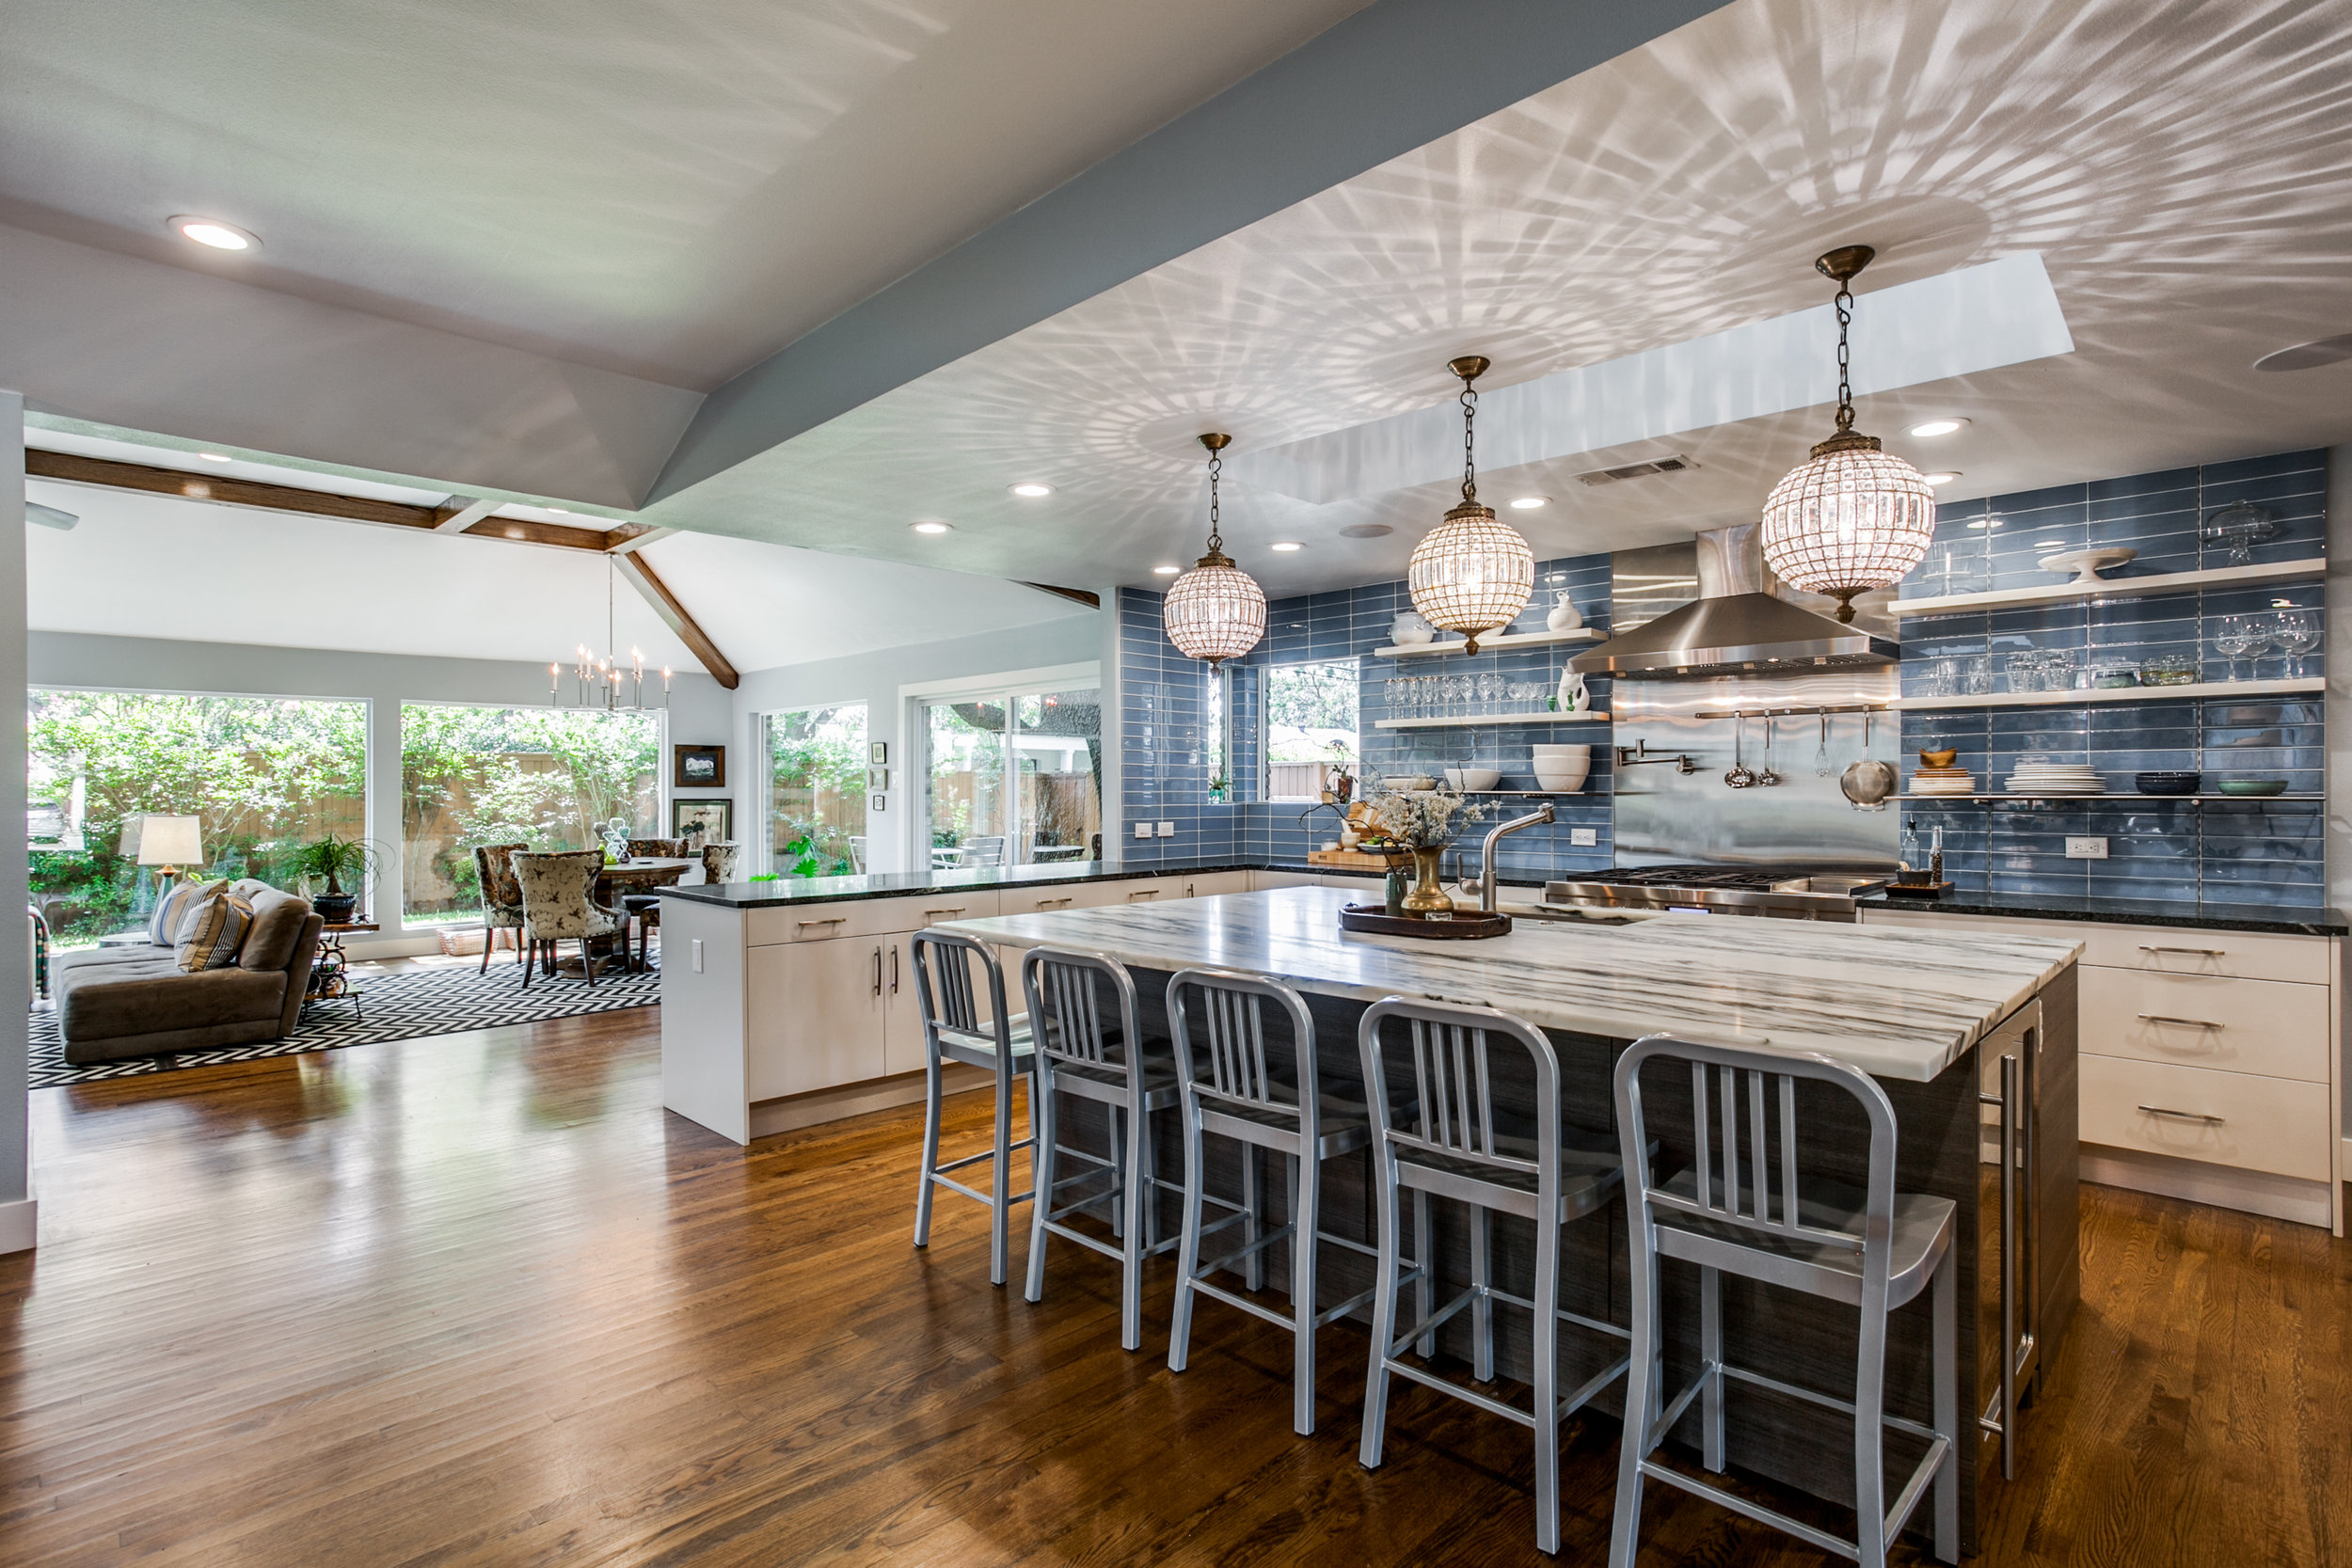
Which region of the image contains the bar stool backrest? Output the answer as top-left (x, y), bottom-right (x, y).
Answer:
top-left (1613, 1034), bottom-right (1899, 1296)
top-left (909, 928), bottom-right (1010, 1052)
top-left (1167, 968), bottom-right (1316, 1125)
top-left (1359, 996), bottom-right (1560, 1186)
top-left (1022, 945), bottom-right (1140, 1072)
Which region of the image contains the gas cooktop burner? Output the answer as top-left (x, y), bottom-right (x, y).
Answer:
top-left (1538, 863), bottom-right (1891, 922)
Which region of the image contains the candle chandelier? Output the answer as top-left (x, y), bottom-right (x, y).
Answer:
top-left (553, 557), bottom-right (672, 710)
top-left (1758, 245), bottom-right (1937, 622)
top-left (1407, 356), bottom-right (1533, 655)
top-left (1162, 432), bottom-right (1266, 667)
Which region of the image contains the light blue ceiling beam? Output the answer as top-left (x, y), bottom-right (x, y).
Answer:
top-left (644, 0), bottom-right (1733, 508)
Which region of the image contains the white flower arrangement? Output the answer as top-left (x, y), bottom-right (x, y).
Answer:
top-left (1361, 786), bottom-right (1486, 848)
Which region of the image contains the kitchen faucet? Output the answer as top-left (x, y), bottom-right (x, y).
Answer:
top-left (1475, 803), bottom-right (1555, 913)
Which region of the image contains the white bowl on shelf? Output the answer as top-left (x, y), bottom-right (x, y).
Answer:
top-left (1388, 774), bottom-right (1438, 791)
top-left (1443, 767), bottom-right (1501, 792)
top-left (1534, 759), bottom-right (1591, 793)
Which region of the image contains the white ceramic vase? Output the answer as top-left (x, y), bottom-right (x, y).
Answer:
top-left (1556, 668), bottom-right (1588, 712)
top-left (1391, 610), bottom-right (1436, 645)
top-left (1545, 591), bottom-right (1582, 632)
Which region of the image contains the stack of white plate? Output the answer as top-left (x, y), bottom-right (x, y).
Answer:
top-left (1532, 744), bottom-right (1590, 794)
top-left (1911, 767), bottom-right (1976, 796)
top-left (2003, 762), bottom-right (2105, 795)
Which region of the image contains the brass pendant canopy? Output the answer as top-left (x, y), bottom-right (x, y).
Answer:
top-left (1759, 245), bottom-right (1936, 623)
top-left (1406, 356), bottom-right (1533, 655)
top-left (1163, 432), bottom-right (1266, 667)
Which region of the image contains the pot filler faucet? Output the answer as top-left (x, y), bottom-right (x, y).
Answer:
top-left (1476, 803), bottom-right (1555, 914)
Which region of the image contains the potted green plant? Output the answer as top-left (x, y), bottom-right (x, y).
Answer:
top-left (287, 833), bottom-right (376, 924)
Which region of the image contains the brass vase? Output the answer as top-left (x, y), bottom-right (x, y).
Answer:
top-left (1401, 845), bottom-right (1454, 915)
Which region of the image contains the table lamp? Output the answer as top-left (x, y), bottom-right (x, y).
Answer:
top-left (135, 815), bottom-right (204, 890)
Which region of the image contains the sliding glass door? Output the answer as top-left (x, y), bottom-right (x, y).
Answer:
top-left (921, 683), bottom-right (1100, 868)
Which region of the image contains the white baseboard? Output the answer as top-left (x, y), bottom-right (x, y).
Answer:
top-left (2081, 1143), bottom-right (2334, 1228)
top-left (0, 1196), bottom-right (37, 1255)
top-left (747, 1063), bottom-right (992, 1140)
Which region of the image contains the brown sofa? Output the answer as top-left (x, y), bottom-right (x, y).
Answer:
top-left (54, 881), bottom-right (325, 1065)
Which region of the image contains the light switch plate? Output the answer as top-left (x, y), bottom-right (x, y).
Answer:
top-left (2065, 836), bottom-right (2109, 859)
top-left (1134, 822), bottom-right (1152, 839)
top-left (691, 938), bottom-right (705, 973)
top-left (1570, 828), bottom-right (1598, 847)
top-left (1156, 820), bottom-right (1176, 837)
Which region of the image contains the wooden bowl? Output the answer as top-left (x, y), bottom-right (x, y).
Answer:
top-left (1918, 748), bottom-right (1958, 768)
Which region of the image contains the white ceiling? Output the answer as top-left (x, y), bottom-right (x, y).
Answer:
top-left (0, 0), bottom-right (1369, 389)
top-left (641, 0), bottom-right (2352, 594)
top-left (24, 476), bottom-right (1090, 673)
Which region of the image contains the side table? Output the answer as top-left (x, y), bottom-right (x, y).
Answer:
top-left (306, 920), bottom-right (379, 1023)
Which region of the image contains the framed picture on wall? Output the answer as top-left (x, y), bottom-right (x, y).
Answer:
top-left (868, 741), bottom-right (888, 765)
top-left (671, 799), bottom-right (733, 842)
top-left (866, 767), bottom-right (888, 789)
top-left (673, 744), bottom-right (726, 788)
top-left (870, 792), bottom-right (887, 812)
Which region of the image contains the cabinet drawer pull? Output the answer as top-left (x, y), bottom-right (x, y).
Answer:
top-left (797, 917), bottom-right (847, 928)
top-left (2137, 1104), bottom-right (2226, 1123)
top-left (1127, 888), bottom-right (1160, 900)
top-left (873, 946), bottom-right (883, 997)
top-left (1035, 896), bottom-right (1073, 910)
top-left (2137, 1014), bottom-right (2224, 1029)
top-left (2137, 944), bottom-right (2226, 957)
top-left (925, 906), bottom-right (966, 918)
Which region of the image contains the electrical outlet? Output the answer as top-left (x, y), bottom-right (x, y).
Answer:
top-left (1134, 822), bottom-right (1152, 840)
top-left (1156, 820), bottom-right (1176, 837)
top-left (2065, 836), bottom-right (2108, 860)
top-left (1570, 828), bottom-right (1598, 847)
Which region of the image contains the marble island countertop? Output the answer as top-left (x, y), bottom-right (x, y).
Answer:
top-left (941, 886), bottom-right (2080, 1083)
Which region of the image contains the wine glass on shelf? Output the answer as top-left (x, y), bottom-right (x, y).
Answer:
top-left (2213, 615), bottom-right (2266, 682)
top-left (2271, 609), bottom-right (2320, 679)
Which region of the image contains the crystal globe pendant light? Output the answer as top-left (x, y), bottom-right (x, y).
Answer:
top-left (1759, 245), bottom-right (1938, 623)
top-left (1408, 356), bottom-right (1533, 654)
top-left (1162, 433), bottom-right (1266, 667)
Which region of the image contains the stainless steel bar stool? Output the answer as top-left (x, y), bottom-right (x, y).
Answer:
top-left (909, 929), bottom-right (1036, 1287)
top-left (1607, 1033), bottom-right (1958, 1568)
top-left (1164, 968), bottom-right (1388, 1435)
top-left (1357, 997), bottom-right (1632, 1555)
top-left (1022, 944), bottom-right (1184, 1351)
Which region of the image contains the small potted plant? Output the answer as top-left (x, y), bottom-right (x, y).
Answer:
top-left (288, 833), bottom-right (376, 924)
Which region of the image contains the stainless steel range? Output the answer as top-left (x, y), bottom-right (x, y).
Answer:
top-left (1537, 863), bottom-right (1890, 922)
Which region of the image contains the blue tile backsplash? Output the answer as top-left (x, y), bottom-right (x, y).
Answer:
top-left (1898, 448), bottom-right (2326, 909)
top-left (1118, 448), bottom-right (2325, 908)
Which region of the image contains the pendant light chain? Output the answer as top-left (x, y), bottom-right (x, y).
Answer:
top-left (1834, 278), bottom-right (1856, 435)
top-left (1205, 443), bottom-right (1223, 555)
top-left (1460, 377), bottom-right (1479, 500)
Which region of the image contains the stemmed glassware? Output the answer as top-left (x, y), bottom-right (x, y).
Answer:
top-left (2270, 609), bottom-right (2320, 679)
top-left (2214, 615), bottom-right (2273, 682)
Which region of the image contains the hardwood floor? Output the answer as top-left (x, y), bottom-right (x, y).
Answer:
top-left (3, 1010), bottom-right (2344, 1566)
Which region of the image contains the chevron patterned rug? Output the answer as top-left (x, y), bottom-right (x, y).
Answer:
top-left (31, 957), bottom-right (660, 1089)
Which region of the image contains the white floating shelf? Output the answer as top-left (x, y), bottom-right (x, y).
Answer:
top-left (1892, 557), bottom-right (2323, 617)
top-left (1890, 676), bottom-right (2321, 712)
top-left (1374, 626), bottom-right (1605, 657)
top-left (1374, 711), bottom-right (1613, 731)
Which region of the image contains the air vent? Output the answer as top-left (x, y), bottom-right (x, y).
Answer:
top-left (1575, 454), bottom-right (1698, 486)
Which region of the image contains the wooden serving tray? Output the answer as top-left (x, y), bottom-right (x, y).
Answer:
top-left (1881, 879), bottom-right (1955, 897)
top-left (1308, 848), bottom-right (1406, 871)
top-left (1338, 903), bottom-right (1513, 939)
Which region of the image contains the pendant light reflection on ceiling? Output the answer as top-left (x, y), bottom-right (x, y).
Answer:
top-left (1407, 356), bottom-right (1533, 655)
top-left (1162, 433), bottom-right (1266, 667)
top-left (1758, 245), bottom-right (1937, 623)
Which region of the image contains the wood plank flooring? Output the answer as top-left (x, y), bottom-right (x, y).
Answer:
top-left (2, 1009), bottom-right (2344, 1566)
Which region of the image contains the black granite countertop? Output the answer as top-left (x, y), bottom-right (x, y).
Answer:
top-left (658, 859), bottom-right (1511, 910)
top-left (1858, 889), bottom-right (2348, 936)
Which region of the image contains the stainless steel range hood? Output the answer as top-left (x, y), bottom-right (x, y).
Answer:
top-left (1570, 524), bottom-right (1898, 677)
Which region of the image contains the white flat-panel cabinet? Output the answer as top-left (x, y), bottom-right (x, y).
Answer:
top-left (747, 937), bottom-right (885, 1101)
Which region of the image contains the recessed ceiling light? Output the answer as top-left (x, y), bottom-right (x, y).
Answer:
top-left (196, 451), bottom-right (232, 463)
top-left (1339, 523), bottom-right (1393, 539)
top-left (1906, 418), bottom-right (1969, 438)
top-left (910, 520), bottom-right (953, 534)
top-left (167, 214), bottom-right (258, 250)
top-left (1923, 471), bottom-right (1963, 486)
top-left (1269, 541), bottom-right (1303, 552)
top-left (1152, 563), bottom-right (1181, 576)
top-left (1009, 482), bottom-right (1055, 498)
top-left (1508, 496), bottom-right (1549, 510)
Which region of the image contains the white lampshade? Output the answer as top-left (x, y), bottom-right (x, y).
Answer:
top-left (1163, 552), bottom-right (1266, 666)
top-left (1408, 501), bottom-right (1534, 654)
top-left (1759, 434), bottom-right (1937, 621)
top-left (134, 815), bottom-right (203, 868)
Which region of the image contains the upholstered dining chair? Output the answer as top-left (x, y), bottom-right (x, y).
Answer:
top-left (618, 838), bottom-right (691, 970)
top-left (626, 836), bottom-right (690, 860)
top-left (698, 841), bottom-right (741, 886)
top-left (511, 849), bottom-right (622, 990)
top-left (471, 842), bottom-right (529, 974)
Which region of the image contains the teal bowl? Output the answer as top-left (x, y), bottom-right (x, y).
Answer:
top-left (2217, 779), bottom-right (2289, 797)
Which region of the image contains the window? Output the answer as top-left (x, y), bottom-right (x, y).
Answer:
top-left (400, 705), bottom-right (660, 924)
top-left (760, 705), bottom-right (866, 876)
top-left (921, 682), bottom-right (1100, 868)
top-left (27, 689), bottom-right (366, 946)
top-left (1203, 666), bottom-right (1230, 803)
top-left (1263, 658), bottom-right (1359, 801)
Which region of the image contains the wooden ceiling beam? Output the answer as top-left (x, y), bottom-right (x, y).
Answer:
top-left (614, 550), bottom-right (739, 690)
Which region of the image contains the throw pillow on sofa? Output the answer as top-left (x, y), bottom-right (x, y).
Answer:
top-left (149, 878), bottom-right (229, 945)
top-left (175, 888), bottom-right (255, 973)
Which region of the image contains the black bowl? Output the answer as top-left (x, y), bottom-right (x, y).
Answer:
top-left (2135, 770), bottom-right (2201, 796)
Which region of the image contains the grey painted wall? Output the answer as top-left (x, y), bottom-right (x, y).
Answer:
top-left (4, 400), bottom-right (30, 1225)
top-left (28, 631), bottom-right (734, 938)
top-left (728, 609), bottom-right (1108, 876)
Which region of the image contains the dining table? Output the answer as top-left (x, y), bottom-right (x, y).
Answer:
top-left (594, 858), bottom-right (695, 972)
